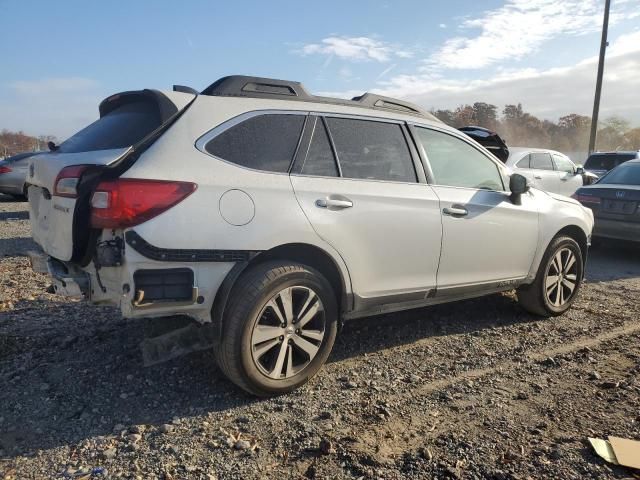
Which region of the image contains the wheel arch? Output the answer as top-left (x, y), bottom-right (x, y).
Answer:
top-left (554, 224), bottom-right (589, 263)
top-left (211, 242), bottom-right (352, 342)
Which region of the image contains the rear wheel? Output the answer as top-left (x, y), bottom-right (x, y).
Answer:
top-left (214, 261), bottom-right (338, 396)
top-left (517, 236), bottom-right (584, 316)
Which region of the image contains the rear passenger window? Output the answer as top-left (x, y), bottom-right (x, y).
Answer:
top-left (326, 118), bottom-right (416, 183)
top-left (530, 152), bottom-right (554, 170)
top-left (516, 155), bottom-right (530, 168)
top-left (205, 114), bottom-right (305, 173)
top-left (300, 118), bottom-right (338, 177)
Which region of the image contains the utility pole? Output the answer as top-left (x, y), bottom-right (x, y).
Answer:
top-left (588, 0), bottom-right (611, 154)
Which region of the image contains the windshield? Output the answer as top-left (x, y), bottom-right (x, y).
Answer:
top-left (58, 101), bottom-right (161, 153)
top-left (584, 153), bottom-right (636, 171)
top-left (598, 163), bottom-right (640, 186)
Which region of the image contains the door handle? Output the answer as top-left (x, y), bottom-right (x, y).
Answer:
top-left (442, 206), bottom-right (468, 217)
top-left (533, 175), bottom-right (542, 180)
top-left (315, 197), bottom-right (353, 210)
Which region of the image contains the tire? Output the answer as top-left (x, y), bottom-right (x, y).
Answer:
top-left (517, 235), bottom-right (584, 317)
top-left (214, 261), bottom-right (338, 396)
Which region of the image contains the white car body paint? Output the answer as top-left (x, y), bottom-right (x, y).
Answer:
top-left (506, 147), bottom-right (584, 197)
top-left (27, 87), bottom-right (594, 324)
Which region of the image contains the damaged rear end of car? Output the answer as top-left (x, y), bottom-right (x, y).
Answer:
top-left (28, 88), bottom-right (198, 315)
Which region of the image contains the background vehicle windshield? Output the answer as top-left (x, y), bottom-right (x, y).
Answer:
top-left (584, 153), bottom-right (636, 171)
top-left (598, 163), bottom-right (640, 185)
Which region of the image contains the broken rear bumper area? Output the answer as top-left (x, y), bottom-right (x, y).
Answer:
top-left (27, 232), bottom-right (241, 324)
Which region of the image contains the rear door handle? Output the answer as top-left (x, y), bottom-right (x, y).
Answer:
top-left (442, 206), bottom-right (468, 217)
top-left (533, 175), bottom-right (542, 180)
top-left (316, 197), bottom-right (353, 210)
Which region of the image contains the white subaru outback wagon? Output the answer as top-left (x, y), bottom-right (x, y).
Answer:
top-left (27, 76), bottom-right (594, 396)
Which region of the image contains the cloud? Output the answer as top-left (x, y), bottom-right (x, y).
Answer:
top-left (319, 31), bottom-right (640, 125)
top-left (299, 36), bottom-right (411, 62)
top-left (0, 77), bottom-right (105, 140)
top-left (405, 32), bottom-right (640, 123)
top-left (424, 0), bottom-right (634, 70)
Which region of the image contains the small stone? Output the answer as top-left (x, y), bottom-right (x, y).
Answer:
top-left (418, 447), bottom-right (433, 461)
top-left (127, 433), bottom-right (142, 443)
top-left (319, 439), bottom-right (336, 455)
top-left (409, 374), bottom-right (422, 383)
top-left (515, 391), bottom-right (529, 400)
top-left (236, 416), bottom-right (250, 424)
top-left (102, 447), bottom-right (117, 459)
top-left (600, 381), bottom-right (619, 389)
top-left (129, 425), bottom-right (145, 434)
top-left (113, 423), bottom-right (125, 433)
top-left (345, 381), bottom-right (358, 389)
top-left (589, 371), bottom-right (601, 380)
top-left (206, 474), bottom-right (218, 480)
top-left (159, 424), bottom-right (174, 434)
top-left (126, 374), bottom-right (134, 381)
top-left (167, 444), bottom-right (180, 455)
top-left (119, 393), bottom-right (128, 399)
top-left (234, 439), bottom-right (251, 450)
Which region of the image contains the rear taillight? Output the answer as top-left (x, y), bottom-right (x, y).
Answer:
top-left (54, 165), bottom-right (91, 198)
top-left (90, 179), bottom-right (197, 229)
top-left (572, 193), bottom-right (601, 206)
top-left (0, 166), bottom-right (12, 174)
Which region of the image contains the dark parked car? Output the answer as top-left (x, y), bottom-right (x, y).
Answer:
top-left (584, 151), bottom-right (640, 178)
top-left (573, 159), bottom-right (640, 243)
top-left (458, 126), bottom-right (509, 162)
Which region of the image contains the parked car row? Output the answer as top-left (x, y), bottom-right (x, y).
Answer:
top-left (26, 75), bottom-right (594, 396)
top-left (573, 159), bottom-right (640, 243)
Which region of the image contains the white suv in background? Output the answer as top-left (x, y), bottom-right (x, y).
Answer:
top-left (27, 76), bottom-right (594, 396)
top-left (506, 147), bottom-right (586, 197)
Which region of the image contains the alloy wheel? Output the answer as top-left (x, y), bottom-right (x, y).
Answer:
top-left (544, 247), bottom-right (579, 307)
top-left (250, 286), bottom-right (326, 379)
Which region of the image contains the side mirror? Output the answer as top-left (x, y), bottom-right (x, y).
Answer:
top-left (509, 173), bottom-right (529, 204)
top-left (575, 165), bottom-right (585, 175)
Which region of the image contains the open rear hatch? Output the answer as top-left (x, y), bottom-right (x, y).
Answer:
top-left (459, 126), bottom-right (509, 162)
top-left (28, 89), bottom-right (196, 262)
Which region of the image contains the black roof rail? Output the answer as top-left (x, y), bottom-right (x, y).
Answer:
top-left (350, 93), bottom-right (426, 116)
top-left (199, 75), bottom-right (438, 121)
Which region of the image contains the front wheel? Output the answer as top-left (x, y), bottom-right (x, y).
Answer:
top-left (517, 236), bottom-right (584, 317)
top-left (214, 261), bottom-right (338, 396)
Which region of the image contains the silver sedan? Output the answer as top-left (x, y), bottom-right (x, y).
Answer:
top-left (0, 152), bottom-right (44, 199)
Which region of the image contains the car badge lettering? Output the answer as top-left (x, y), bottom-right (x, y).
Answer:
top-left (616, 191), bottom-right (625, 198)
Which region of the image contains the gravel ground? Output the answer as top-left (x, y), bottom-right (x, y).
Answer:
top-left (1, 193), bottom-right (639, 480)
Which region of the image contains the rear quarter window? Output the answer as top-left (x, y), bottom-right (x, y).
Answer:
top-left (58, 101), bottom-right (162, 153)
top-left (205, 114), bottom-right (305, 173)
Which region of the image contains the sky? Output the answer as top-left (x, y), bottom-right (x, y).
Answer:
top-left (1, 0), bottom-right (639, 140)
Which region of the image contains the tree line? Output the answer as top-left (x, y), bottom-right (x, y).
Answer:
top-left (431, 103), bottom-right (640, 156)
top-left (0, 130), bottom-right (57, 158)
top-left (2, 104), bottom-right (639, 159)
